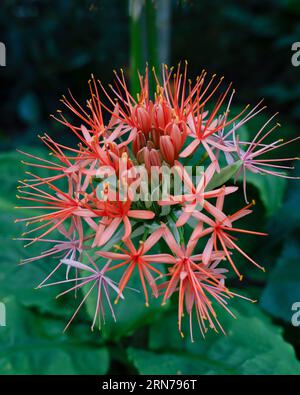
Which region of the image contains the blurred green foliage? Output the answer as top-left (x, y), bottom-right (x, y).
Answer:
top-left (0, 0), bottom-right (300, 375)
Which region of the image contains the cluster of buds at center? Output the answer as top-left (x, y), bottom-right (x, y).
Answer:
top-left (132, 102), bottom-right (187, 169)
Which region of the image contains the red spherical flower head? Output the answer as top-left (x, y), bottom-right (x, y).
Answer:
top-left (16, 62), bottom-right (300, 339)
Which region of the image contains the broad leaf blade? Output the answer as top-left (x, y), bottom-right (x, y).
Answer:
top-left (128, 301), bottom-right (300, 375)
top-left (207, 160), bottom-right (242, 190)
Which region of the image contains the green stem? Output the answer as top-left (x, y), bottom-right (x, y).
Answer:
top-left (129, 0), bottom-right (159, 97)
top-left (142, 226), bottom-right (149, 242)
top-left (170, 212), bottom-right (185, 245)
top-left (145, 0), bottom-right (158, 95)
top-left (129, 0), bottom-right (144, 97)
top-left (194, 151), bottom-right (209, 167)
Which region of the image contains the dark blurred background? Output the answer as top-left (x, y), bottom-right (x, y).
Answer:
top-left (1, 0), bottom-right (300, 375)
top-left (1, 0), bottom-right (300, 149)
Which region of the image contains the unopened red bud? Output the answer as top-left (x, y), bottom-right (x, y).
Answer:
top-left (151, 128), bottom-right (161, 148)
top-left (135, 106), bottom-right (151, 134)
top-left (136, 147), bottom-right (146, 164)
top-left (143, 147), bottom-right (151, 173)
top-left (149, 149), bottom-right (162, 167)
top-left (146, 140), bottom-right (155, 150)
top-left (133, 131), bottom-right (147, 155)
top-left (152, 102), bottom-right (172, 130)
top-left (160, 135), bottom-right (175, 165)
top-left (166, 123), bottom-right (183, 155)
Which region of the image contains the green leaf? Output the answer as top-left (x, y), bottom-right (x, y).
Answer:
top-left (128, 301), bottom-right (300, 374)
top-left (207, 160), bottom-right (242, 190)
top-left (0, 297), bottom-right (109, 374)
top-left (242, 171), bottom-right (287, 216)
top-left (260, 238), bottom-right (300, 323)
top-left (128, 348), bottom-right (217, 375)
top-left (268, 160), bottom-right (300, 235)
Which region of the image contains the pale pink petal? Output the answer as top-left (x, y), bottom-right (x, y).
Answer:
top-left (174, 161), bottom-right (195, 193)
top-left (92, 221), bottom-right (106, 247)
top-left (190, 227), bottom-right (214, 248)
top-left (107, 103), bottom-right (120, 129)
top-left (143, 254), bottom-right (177, 264)
top-left (204, 162), bottom-right (216, 186)
top-left (216, 190), bottom-right (225, 211)
top-left (179, 139), bottom-right (200, 158)
top-left (225, 151), bottom-right (235, 164)
top-left (185, 237), bottom-right (197, 257)
top-left (202, 236), bottom-right (214, 265)
top-left (176, 209), bottom-right (193, 227)
top-left (204, 201), bottom-right (232, 227)
top-left (81, 125), bottom-right (92, 143)
top-left (142, 227), bottom-right (165, 253)
top-left (128, 210), bottom-right (155, 219)
top-left (122, 216), bottom-right (132, 240)
top-left (162, 226), bottom-right (184, 258)
top-left (158, 198), bottom-right (179, 206)
top-left (118, 127), bottom-right (137, 148)
top-left (202, 140), bottom-right (220, 172)
top-left (97, 217), bottom-right (122, 246)
top-left (61, 258), bottom-right (98, 274)
top-left (96, 251), bottom-right (130, 260)
top-left (192, 210), bottom-right (215, 226)
top-left (230, 209), bottom-right (253, 222)
top-left (185, 282), bottom-right (195, 313)
top-left (204, 186), bottom-right (238, 200)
